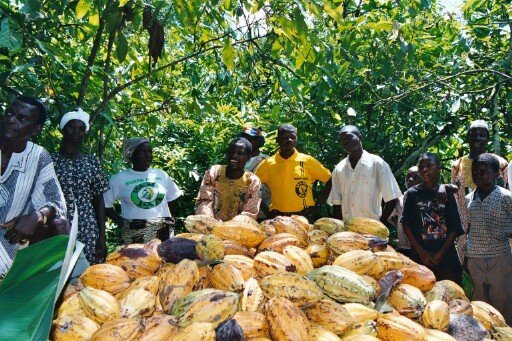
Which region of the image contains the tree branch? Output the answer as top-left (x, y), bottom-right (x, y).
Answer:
top-left (90, 32), bottom-right (271, 124)
top-left (374, 69), bottom-right (512, 107)
top-left (77, 18), bottom-right (106, 106)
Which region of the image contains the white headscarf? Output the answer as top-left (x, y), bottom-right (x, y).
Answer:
top-left (60, 108), bottom-right (90, 132)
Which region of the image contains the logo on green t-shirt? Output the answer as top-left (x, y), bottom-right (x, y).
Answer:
top-left (130, 182), bottom-right (165, 209)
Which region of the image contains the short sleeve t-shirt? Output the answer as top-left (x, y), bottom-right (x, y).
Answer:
top-left (401, 184), bottom-right (464, 266)
top-left (255, 149), bottom-right (331, 212)
top-left (104, 168), bottom-right (181, 220)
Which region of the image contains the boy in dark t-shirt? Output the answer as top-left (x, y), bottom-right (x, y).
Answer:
top-left (401, 152), bottom-right (465, 284)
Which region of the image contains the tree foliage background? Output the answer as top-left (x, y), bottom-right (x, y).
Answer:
top-left (1, 0), bottom-right (511, 232)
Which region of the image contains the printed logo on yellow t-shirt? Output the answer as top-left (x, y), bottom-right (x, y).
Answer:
top-left (295, 181), bottom-right (308, 198)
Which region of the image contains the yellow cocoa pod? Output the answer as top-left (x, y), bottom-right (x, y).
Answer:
top-left (139, 315), bottom-right (178, 341)
top-left (261, 272), bottom-right (323, 307)
top-left (106, 248), bottom-right (161, 279)
top-left (173, 322), bottom-right (216, 341)
top-left (376, 313), bottom-right (426, 341)
top-left (471, 300), bottom-right (507, 330)
top-left (120, 287), bottom-right (156, 318)
top-left (90, 318), bottom-right (144, 341)
top-left (421, 300), bottom-right (450, 332)
top-left (306, 243), bottom-right (330, 268)
top-left (314, 217), bottom-right (345, 235)
top-left (52, 314), bottom-right (99, 341)
top-left (208, 263), bottom-right (245, 293)
top-left (253, 251), bottom-right (296, 277)
top-left (266, 297), bottom-right (310, 341)
top-left (308, 229), bottom-right (330, 245)
top-left (273, 216), bottom-right (309, 247)
top-left (233, 311), bottom-right (269, 339)
top-left (158, 258), bottom-right (199, 312)
top-left (303, 298), bottom-right (353, 335)
top-left (55, 292), bottom-right (85, 318)
top-left (170, 289), bottom-right (238, 328)
top-left (222, 239), bottom-right (255, 257)
top-left (345, 217), bottom-right (389, 239)
top-left (80, 264), bottom-right (130, 295)
top-left (388, 284), bottom-right (427, 319)
top-left (307, 265), bottom-right (376, 305)
top-left (116, 275), bottom-right (160, 300)
top-left (223, 254), bottom-right (256, 281)
top-left (333, 250), bottom-right (377, 276)
top-left (282, 245), bottom-right (314, 275)
top-left (309, 324), bottom-right (341, 340)
top-left (212, 221), bottom-right (266, 247)
top-left (240, 277), bottom-right (266, 313)
top-left (448, 299), bottom-right (473, 316)
top-left (195, 234), bottom-right (225, 262)
top-left (184, 214), bottom-right (219, 234)
top-left (400, 264), bottom-right (436, 292)
top-left (78, 287), bottom-right (120, 324)
top-left (342, 303), bottom-right (379, 324)
top-left (257, 233), bottom-right (301, 253)
top-left (424, 328), bottom-right (456, 340)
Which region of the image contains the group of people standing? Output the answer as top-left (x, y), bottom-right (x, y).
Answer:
top-left (0, 95), bottom-right (511, 324)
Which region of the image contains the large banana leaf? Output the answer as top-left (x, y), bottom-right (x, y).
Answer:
top-left (0, 235), bottom-right (69, 340)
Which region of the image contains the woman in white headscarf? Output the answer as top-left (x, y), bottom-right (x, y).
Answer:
top-left (103, 138), bottom-right (181, 244)
top-left (51, 109), bottom-right (109, 264)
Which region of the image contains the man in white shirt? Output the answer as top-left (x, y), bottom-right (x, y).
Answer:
top-left (330, 125), bottom-right (401, 222)
top-left (0, 96), bottom-right (68, 278)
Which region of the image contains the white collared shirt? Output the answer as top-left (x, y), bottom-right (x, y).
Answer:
top-left (329, 150), bottom-right (401, 220)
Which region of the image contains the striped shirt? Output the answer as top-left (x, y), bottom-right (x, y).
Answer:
top-left (0, 142), bottom-right (66, 277)
top-left (465, 187), bottom-right (512, 258)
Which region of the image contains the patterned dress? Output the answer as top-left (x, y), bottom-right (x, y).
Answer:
top-left (52, 153), bottom-right (109, 264)
top-left (451, 154), bottom-right (508, 262)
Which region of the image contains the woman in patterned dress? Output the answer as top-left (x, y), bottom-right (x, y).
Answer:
top-left (451, 120), bottom-right (508, 262)
top-left (52, 109), bottom-right (109, 264)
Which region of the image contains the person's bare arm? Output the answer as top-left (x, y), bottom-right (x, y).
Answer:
top-left (333, 205), bottom-right (343, 220)
top-left (403, 221), bottom-right (434, 267)
top-left (92, 193), bottom-right (107, 260)
top-left (380, 198), bottom-right (398, 224)
top-left (316, 178), bottom-right (332, 206)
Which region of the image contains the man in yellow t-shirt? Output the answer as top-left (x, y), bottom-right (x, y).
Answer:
top-left (255, 124), bottom-right (331, 221)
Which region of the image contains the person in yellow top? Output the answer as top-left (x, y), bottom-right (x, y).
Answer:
top-left (255, 124), bottom-right (331, 221)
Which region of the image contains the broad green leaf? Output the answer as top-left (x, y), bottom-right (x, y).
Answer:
top-left (89, 12), bottom-right (100, 26)
top-left (119, 0), bottom-right (129, 7)
top-left (280, 76), bottom-right (292, 96)
top-left (324, 3), bottom-right (344, 23)
top-left (75, 0), bottom-right (91, 19)
top-left (366, 21), bottom-right (393, 31)
top-left (0, 19), bottom-right (23, 52)
top-left (0, 236), bottom-right (69, 340)
top-left (462, 0), bottom-right (486, 14)
top-left (221, 40), bottom-right (235, 70)
top-left (116, 32), bottom-right (128, 62)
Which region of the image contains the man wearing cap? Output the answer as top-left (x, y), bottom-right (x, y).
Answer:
top-left (239, 127), bottom-right (270, 219)
top-left (104, 138), bottom-right (182, 243)
top-left (0, 95), bottom-right (68, 278)
top-left (255, 124), bottom-right (331, 221)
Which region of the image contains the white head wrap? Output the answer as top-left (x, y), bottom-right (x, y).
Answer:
top-left (60, 108), bottom-right (90, 132)
top-left (469, 119), bottom-right (489, 131)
